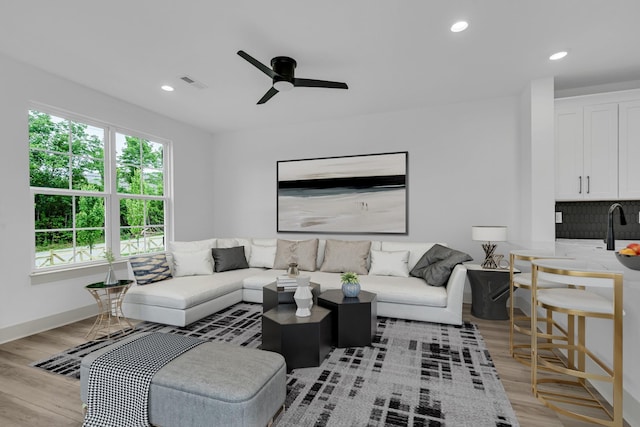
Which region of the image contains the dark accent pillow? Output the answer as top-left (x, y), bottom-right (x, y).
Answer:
top-left (410, 244), bottom-right (472, 287)
top-left (130, 253), bottom-right (172, 285)
top-left (211, 246), bottom-right (249, 272)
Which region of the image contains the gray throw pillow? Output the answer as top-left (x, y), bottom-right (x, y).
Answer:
top-left (273, 239), bottom-right (319, 271)
top-left (320, 239), bottom-right (372, 275)
top-left (410, 244), bottom-right (472, 287)
top-left (211, 246), bottom-right (249, 272)
top-left (130, 253), bottom-right (172, 285)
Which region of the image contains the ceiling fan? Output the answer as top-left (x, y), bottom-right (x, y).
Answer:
top-left (237, 50), bottom-right (348, 104)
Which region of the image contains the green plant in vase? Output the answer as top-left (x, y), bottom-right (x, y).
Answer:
top-left (340, 271), bottom-right (360, 297)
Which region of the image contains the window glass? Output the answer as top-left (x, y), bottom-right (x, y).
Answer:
top-left (119, 198), bottom-right (165, 256)
top-left (29, 109), bottom-right (169, 270)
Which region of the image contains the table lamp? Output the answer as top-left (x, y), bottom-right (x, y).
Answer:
top-left (472, 226), bottom-right (507, 269)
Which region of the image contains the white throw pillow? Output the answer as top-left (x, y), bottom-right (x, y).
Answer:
top-left (249, 244), bottom-right (277, 268)
top-left (368, 249), bottom-right (410, 277)
top-left (168, 238), bottom-right (216, 253)
top-left (172, 249), bottom-right (214, 277)
top-left (380, 241), bottom-right (438, 271)
top-left (216, 238), bottom-right (239, 249)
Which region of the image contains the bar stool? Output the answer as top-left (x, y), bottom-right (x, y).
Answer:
top-left (509, 250), bottom-right (569, 367)
top-left (531, 259), bottom-right (624, 426)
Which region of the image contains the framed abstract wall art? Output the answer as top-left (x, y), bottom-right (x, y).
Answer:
top-left (277, 151), bottom-right (408, 234)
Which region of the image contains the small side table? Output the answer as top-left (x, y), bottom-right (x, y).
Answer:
top-left (261, 305), bottom-right (332, 372)
top-left (317, 289), bottom-right (377, 348)
top-left (262, 281), bottom-right (321, 312)
top-left (465, 264), bottom-right (519, 320)
top-left (85, 280), bottom-right (134, 340)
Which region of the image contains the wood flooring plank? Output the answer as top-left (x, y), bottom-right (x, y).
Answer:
top-left (0, 391), bottom-right (78, 427)
top-left (0, 349), bottom-right (83, 424)
top-left (0, 304), bottom-right (627, 426)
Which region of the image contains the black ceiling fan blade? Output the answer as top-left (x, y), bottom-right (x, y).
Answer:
top-left (237, 50), bottom-right (277, 79)
top-left (293, 78), bottom-right (348, 90)
top-left (257, 87), bottom-right (279, 104)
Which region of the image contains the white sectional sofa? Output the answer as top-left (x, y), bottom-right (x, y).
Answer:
top-left (122, 238), bottom-right (470, 327)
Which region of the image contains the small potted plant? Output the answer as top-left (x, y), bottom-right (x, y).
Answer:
top-left (340, 271), bottom-right (360, 297)
top-left (104, 248), bottom-right (119, 285)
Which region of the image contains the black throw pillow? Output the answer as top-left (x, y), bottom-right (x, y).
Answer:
top-left (211, 246), bottom-right (249, 272)
top-left (410, 244), bottom-right (472, 287)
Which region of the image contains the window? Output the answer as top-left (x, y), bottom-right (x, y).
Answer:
top-left (115, 132), bottom-right (166, 256)
top-left (29, 108), bottom-right (170, 270)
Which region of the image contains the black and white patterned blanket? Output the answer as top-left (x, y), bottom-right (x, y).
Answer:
top-left (83, 332), bottom-right (205, 427)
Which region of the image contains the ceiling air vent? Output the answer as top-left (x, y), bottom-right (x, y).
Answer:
top-left (179, 75), bottom-right (208, 90)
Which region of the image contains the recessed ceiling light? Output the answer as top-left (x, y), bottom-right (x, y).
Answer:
top-left (161, 85), bottom-right (174, 92)
top-left (450, 21), bottom-right (469, 33)
top-left (549, 51), bottom-right (568, 61)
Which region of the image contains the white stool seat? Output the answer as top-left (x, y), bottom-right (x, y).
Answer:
top-left (513, 272), bottom-right (563, 288)
top-left (537, 288), bottom-right (616, 314)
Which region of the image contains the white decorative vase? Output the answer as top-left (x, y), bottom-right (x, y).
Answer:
top-left (294, 276), bottom-right (313, 317)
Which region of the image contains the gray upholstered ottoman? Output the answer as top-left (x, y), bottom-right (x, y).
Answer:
top-left (81, 333), bottom-right (286, 427)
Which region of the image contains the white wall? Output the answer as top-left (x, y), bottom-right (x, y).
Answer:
top-left (210, 96), bottom-right (524, 264)
top-left (517, 77), bottom-right (556, 248)
top-left (0, 54), bottom-right (216, 342)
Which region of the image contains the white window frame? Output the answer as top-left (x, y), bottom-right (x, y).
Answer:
top-left (29, 104), bottom-right (173, 272)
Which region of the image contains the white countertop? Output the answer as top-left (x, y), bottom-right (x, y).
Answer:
top-left (555, 238), bottom-right (639, 273)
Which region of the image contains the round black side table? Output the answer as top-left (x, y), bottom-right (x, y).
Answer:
top-left (465, 264), bottom-right (518, 320)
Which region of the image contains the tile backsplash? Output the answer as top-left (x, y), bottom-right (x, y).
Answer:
top-left (555, 200), bottom-right (640, 240)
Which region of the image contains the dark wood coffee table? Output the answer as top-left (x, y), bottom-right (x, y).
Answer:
top-left (317, 289), bottom-right (377, 348)
top-left (262, 281), bottom-right (320, 312)
top-left (261, 305), bottom-right (332, 371)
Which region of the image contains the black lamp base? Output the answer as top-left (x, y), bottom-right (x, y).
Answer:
top-left (480, 243), bottom-right (498, 269)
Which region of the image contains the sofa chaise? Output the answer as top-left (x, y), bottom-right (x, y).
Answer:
top-left (122, 238), bottom-right (471, 327)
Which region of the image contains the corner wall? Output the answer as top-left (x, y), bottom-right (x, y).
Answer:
top-left (0, 53), bottom-right (216, 342)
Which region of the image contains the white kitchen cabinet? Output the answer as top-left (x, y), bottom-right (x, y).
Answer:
top-left (619, 100), bottom-right (640, 199)
top-left (555, 106), bottom-right (584, 200)
top-left (554, 101), bottom-right (618, 200)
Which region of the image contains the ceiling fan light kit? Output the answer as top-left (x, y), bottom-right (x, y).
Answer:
top-left (273, 80), bottom-right (294, 92)
top-left (237, 50), bottom-right (348, 104)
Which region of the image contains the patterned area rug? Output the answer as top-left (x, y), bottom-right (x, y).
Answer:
top-left (32, 303), bottom-right (519, 427)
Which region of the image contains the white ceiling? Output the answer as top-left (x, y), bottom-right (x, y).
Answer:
top-left (1, 0), bottom-right (640, 134)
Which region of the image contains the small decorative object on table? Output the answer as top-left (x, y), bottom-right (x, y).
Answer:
top-left (340, 272), bottom-right (360, 297)
top-left (104, 248), bottom-right (118, 285)
top-left (493, 254), bottom-right (508, 269)
top-left (287, 262), bottom-right (299, 278)
top-left (293, 276), bottom-right (313, 317)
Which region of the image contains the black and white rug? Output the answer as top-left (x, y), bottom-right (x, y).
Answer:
top-left (32, 303), bottom-right (519, 427)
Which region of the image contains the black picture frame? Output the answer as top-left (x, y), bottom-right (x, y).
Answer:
top-left (277, 151), bottom-right (408, 234)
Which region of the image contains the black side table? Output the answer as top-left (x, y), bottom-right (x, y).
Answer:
top-left (262, 281), bottom-right (321, 312)
top-left (261, 305), bottom-right (332, 371)
top-left (317, 289), bottom-right (377, 348)
top-left (465, 264), bottom-right (518, 320)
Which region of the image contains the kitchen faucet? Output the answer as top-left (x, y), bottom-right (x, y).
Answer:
top-left (605, 203), bottom-right (627, 250)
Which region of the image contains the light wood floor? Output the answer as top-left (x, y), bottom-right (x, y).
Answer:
top-left (0, 304), bottom-right (625, 426)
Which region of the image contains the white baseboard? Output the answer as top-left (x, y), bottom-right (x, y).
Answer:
top-left (0, 304), bottom-right (96, 345)
top-left (512, 294), bottom-right (640, 426)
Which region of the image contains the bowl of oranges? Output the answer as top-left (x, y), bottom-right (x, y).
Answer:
top-left (615, 243), bottom-right (640, 270)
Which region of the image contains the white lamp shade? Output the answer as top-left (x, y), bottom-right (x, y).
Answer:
top-left (472, 226), bottom-right (507, 242)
